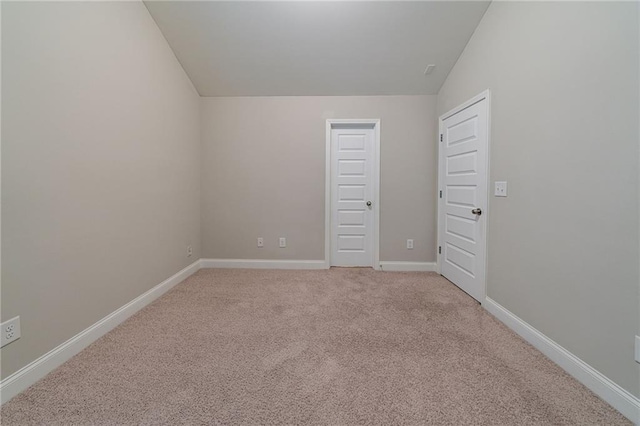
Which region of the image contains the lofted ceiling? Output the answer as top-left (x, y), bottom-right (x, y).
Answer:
top-left (144, 1), bottom-right (490, 97)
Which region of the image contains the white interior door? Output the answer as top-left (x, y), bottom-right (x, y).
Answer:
top-left (439, 96), bottom-right (488, 302)
top-left (331, 126), bottom-right (375, 267)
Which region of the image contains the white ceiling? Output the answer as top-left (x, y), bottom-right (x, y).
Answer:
top-left (144, 1), bottom-right (490, 97)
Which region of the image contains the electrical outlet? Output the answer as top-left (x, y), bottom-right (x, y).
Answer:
top-left (279, 237), bottom-right (286, 248)
top-left (257, 237), bottom-right (264, 248)
top-left (187, 246), bottom-right (193, 257)
top-left (1, 317), bottom-right (21, 348)
top-left (407, 239), bottom-right (414, 249)
top-left (635, 335), bottom-right (640, 364)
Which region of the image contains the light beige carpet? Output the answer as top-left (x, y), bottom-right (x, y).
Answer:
top-left (1, 268), bottom-right (630, 425)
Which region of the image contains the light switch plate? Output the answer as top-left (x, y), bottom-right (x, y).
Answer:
top-left (495, 181), bottom-right (507, 197)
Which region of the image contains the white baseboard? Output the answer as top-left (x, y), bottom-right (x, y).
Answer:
top-left (0, 260), bottom-right (201, 405)
top-left (201, 259), bottom-right (436, 272)
top-left (200, 258), bottom-right (327, 270)
top-left (379, 261), bottom-right (437, 272)
top-left (483, 297), bottom-right (640, 423)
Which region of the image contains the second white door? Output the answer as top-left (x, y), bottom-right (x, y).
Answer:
top-left (331, 125), bottom-right (375, 267)
top-left (439, 95), bottom-right (488, 302)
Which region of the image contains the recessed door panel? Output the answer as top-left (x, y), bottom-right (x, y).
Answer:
top-left (338, 160), bottom-right (366, 176)
top-left (446, 186), bottom-right (477, 208)
top-left (447, 115), bottom-right (478, 146)
top-left (338, 134), bottom-right (366, 151)
top-left (445, 243), bottom-right (476, 277)
top-left (337, 235), bottom-right (366, 251)
top-left (446, 214), bottom-right (476, 243)
top-left (338, 185), bottom-right (366, 201)
top-left (338, 210), bottom-right (366, 227)
top-left (446, 151), bottom-right (477, 176)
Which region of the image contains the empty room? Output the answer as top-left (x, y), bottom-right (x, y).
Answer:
top-left (1, 0), bottom-right (639, 424)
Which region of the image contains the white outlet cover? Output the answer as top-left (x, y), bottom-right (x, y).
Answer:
top-left (407, 239), bottom-right (414, 249)
top-left (279, 237), bottom-right (286, 248)
top-left (257, 237), bottom-right (264, 248)
top-left (1, 316), bottom-right (21, 348)
top-left (635, 335), bottom-right (640, 364)
top-left (495, 181), bottom-right (507, 197)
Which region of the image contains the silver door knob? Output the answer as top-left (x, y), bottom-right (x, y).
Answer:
top-left (472, 208), bottom-right (482, 216)
top-left (366, 201), bottom-right (372, 207)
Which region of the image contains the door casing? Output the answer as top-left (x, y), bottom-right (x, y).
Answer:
top-left (325, 119), bottom-right (381, 270)
top-left (437, 90), bottom-right (491, 303)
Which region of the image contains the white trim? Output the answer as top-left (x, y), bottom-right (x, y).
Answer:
top-left (200, 259), bottom-right (326, 270)
top-left (441, 90), bottom-right (491, 121)
top-left (484, 297), bottom-right (640, 423)
top-left (325, 120), bottom-right (332, 270)
top-left (325, 119), bottom-right (381, 270)
top-left (379, 261), bottom-right (437, 272)
top-left (436, 118), bottom-right (442, 276)
top-left (0, 260), bottom-right (201, 405)
top-left (437, 89), bottom-right (491, 304)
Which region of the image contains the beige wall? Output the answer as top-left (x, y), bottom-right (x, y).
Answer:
top-left (201, 96), bottom-right (437, 263)
top-left (438, 1), bottom-right (640, 396)
top-left (1, 2), bottom-right (201, 379)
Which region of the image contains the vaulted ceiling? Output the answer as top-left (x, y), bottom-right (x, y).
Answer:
top-left (144, 1), bottom-right (490, 96)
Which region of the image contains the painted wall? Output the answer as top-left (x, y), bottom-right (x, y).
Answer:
top-left (438, 1), bottom-right (640, 396)
top-left (1, 2), bottom-right (201, 379)
top-left (200, 96), bottom-right (437, 263)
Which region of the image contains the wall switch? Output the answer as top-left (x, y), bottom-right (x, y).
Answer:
top-left (257, 237), bottom-right (264, 248)
top-left (635, 335), bottom-right (640, 364)
top-left (495, 181), bottom-right (507, 197)
top-left (279, 237), bottom-right (286, 248)
top-left (407, 239), bottom-right (414, 249)
top-left (1, 317), bottom-right (21, 348)
top-left (187, 245), bottom-right (193, 257)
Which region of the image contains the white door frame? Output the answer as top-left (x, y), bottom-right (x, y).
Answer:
top-left (437, 90), bottom-right (491, 303)
top-left (325, 119), bottom-right (381, 270)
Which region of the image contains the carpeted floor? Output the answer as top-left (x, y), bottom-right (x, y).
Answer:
top-left (1, 268), bottom-right (630, 425)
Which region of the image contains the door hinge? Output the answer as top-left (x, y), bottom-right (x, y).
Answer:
top-left (438, 246), bottom-right (441, 254)
top-left (439, 190), bottom-right (442, 199)
top-left (440, 134), bottom-right (443, 142)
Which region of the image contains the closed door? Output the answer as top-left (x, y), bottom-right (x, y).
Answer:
top-left (331, 126), bottom-right (375, 267)
top-left (439, 97), bottom-right (488, 302)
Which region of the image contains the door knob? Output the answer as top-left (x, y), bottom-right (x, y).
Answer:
top-left (366, 201), bottom-right (372, 207)
top-left (472, 208), bottom-right (482, 216)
